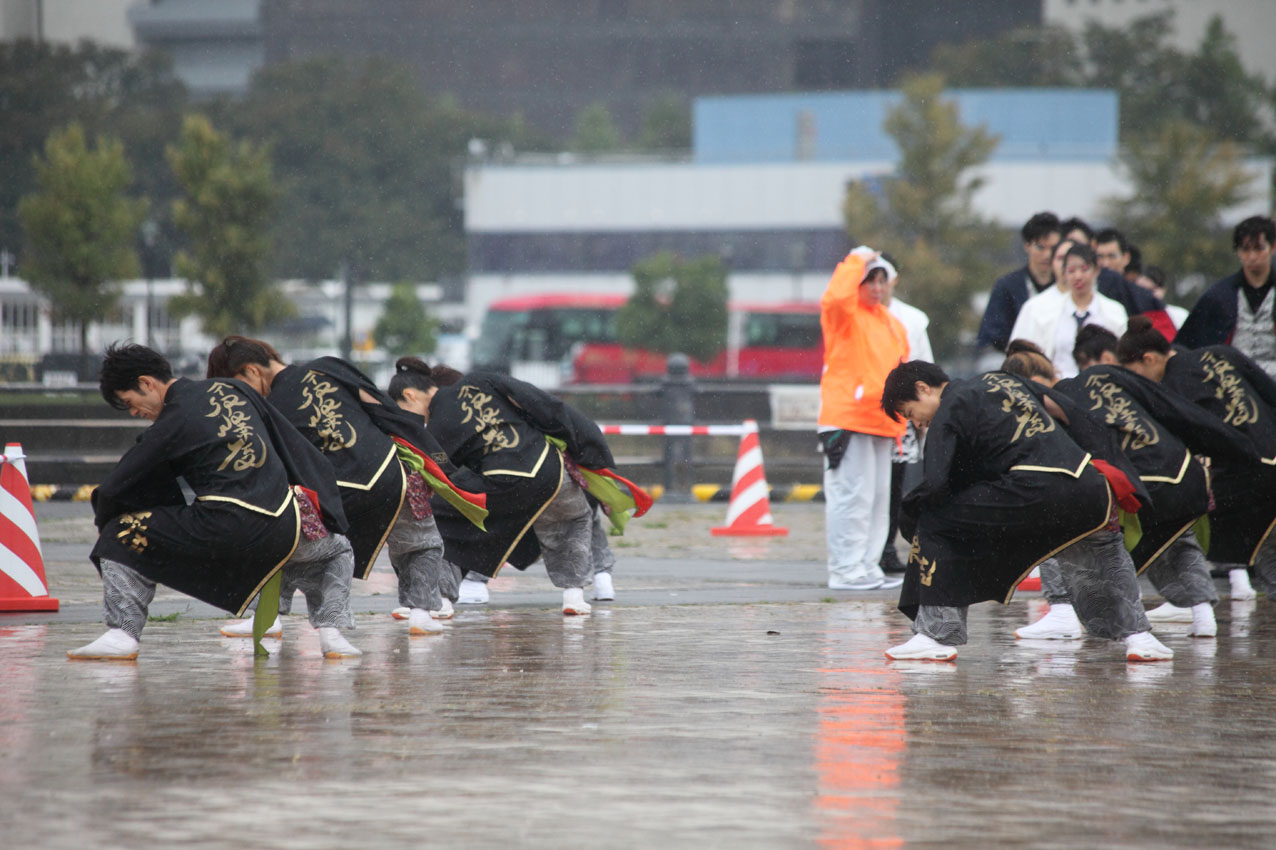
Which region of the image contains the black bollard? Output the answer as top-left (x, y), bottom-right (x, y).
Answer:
top-left (660, 352), bottom-right (695, 503)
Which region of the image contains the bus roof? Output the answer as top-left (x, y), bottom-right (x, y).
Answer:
top-left (486, 293), bottom-right (818, 313)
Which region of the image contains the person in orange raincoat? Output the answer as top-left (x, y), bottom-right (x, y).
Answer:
top-left (818, 246), bottom-right (910, 591)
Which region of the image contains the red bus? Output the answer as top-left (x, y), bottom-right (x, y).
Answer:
top-left (471, 293), bottom-right (823, 385)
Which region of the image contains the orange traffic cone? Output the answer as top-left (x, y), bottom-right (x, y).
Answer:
top-left (0, 444), bottom-right (59, 612)
top-left (711, 420), bottom-right (788, 537)
top-left (1019, 566), bottom-right (1042, 592)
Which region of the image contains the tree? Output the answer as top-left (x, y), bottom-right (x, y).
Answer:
top-left (18, 123), bottom-right (145, 373)
top-left (615, 252), bottom-right (728, 362)
top-left (232, 56), bottom-right (532, 283)
top-left (1104, 118), bottom-right (1256, 291)
top-left (0, 40), bottom-right (187, 274)
top-left (571, 102), bottom-right (623, 153)
top-left (929, 12), bottom-right (1274, 152)
top-left (374, 282), bottom-right (439, 357)
top-left (167, 114), bottom-right (287, 336)
top-left (842, 74), bottom-right (1007, 361)
top-left (637, 93), bottom-right (692, 152)
top-left (930, 25), bottom-right (1083, 87)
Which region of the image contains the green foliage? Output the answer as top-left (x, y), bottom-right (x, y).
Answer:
top-left (930, 25), bottom-right (1083, 87)
top-left (1104, 119), bottom-right (1256, 288)
top-left (374, 282), bottom-right (440, 356)
top-left (571, 102), bottom-right (623, 153)
top-left (232, 56), bottom-right (532, 282)
top-left (18, 123), bottom-right (145, 358)
top-left (167, 114), bottom-right (288, 336)
top-left (842, 74), bottom-right (1007, 361)
top-left (931, 12), bottom-right (1274, 152)
top-left (616, 252), bottom-right (728, 362)
top-left (0, 40), bottom-right (187, 273)
top-left (637, 93), bottom-right (691, 152)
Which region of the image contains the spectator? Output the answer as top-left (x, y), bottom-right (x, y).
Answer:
top-left (976, 212), bottom-right (1062, 356)
top-left (1066, 218), bottom-right (1175, 338)
top-left (1094, 228), bottom-right (1132, 278)
top-left (1009, 243), bottom-right (1128, 379)
top-left (1136, 265), bottom-right (1188, 328)
top-left (818, 246), bottom-right (909, 591)
top-left (1175, 215), bottom-right (1276, 376)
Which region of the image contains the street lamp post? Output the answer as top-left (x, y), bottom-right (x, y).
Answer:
top-left (140, 218), bottom-right (159, 348)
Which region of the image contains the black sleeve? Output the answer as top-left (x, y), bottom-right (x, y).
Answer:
top-left (903, 397), bottom-right (960, 513)
top-left (484, 372), bottom-right (616, 468)
top-left (1175, 283), bottom-right (1233, 349)
top-left (92, 413), bottom-right (186, 528)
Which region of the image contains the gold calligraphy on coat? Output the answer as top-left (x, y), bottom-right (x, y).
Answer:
top-left (457, 385), bottom-right (520, 454)
top-left (116, 510), bottom-right (152, 554)
top-left (908, 534), bottom-right (938, 586)
top-left (985, 374), bottom-right (1055, 442)
top-left (1199, 352), bottom-right (1260, 428)
top-left (1084, 375), bottom-right (1159, 452)
top-left (298, 371), bottom-right (358, 452)
top-left (206, 382), bottom-right (269, 472)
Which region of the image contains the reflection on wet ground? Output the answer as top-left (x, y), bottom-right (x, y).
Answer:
top-left (4, 599), bottom-right (1276, 849)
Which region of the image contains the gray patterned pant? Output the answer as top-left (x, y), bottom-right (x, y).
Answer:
top-left (1043, 529), bottom-right (1217, 609)
top-left (532, 470), bottom-right (594, 589)
top-left (1142, 531), bottom-right (1218, 607)
top-left (231, 532), bottom-right (356, 628)
top-left (1228, 532), bottom-right (1276, 593)
top-left (590, 507), bottom-right (616, 576)
top-left (915, 528), bottom-right (1150, 645)
top-left (385, 501), bottom-right (446, 611)
top-left (100, 531), bottom-right (356, 637)
top-left (463, 504), bottom-right (614, 587)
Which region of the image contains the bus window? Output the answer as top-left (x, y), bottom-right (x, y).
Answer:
top-left (473, 309), bottom-right (529, 369)
top-left (743, 312), bottom-right (821, 348)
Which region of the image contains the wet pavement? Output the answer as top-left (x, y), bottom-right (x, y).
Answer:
top-left (4, 503), bottom-right (1276, 849)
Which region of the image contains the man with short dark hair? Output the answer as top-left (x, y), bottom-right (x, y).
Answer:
top-left (877, 360), bottom-right (1171, 662)
top-left (68, 343), bottom-right (359, 660)
top-left (1176, 215), bottom-right (1276, 376)
top-left (976, 212), bottom-right (1062, 355)
top-left (1094, 228), bottom-right (1131, 276)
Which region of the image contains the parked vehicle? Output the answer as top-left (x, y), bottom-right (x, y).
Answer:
top-left (471, 293), bottom-right (822, 385)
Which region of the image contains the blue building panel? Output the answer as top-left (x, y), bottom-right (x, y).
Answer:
top-left (693, 89), bottom-right (1118, 163)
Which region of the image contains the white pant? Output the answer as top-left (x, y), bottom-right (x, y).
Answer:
top-left (823, 432), bottom-right (892, 583)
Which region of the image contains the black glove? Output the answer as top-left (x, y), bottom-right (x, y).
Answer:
top-left (819, 429), bottom-right (852, 471)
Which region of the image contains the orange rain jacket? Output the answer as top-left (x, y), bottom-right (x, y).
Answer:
top-left (818, 248), bottom-right (910, 439)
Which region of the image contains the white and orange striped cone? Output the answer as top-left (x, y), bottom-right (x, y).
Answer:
top-left (0, 443), bottom-right (59, 612)
top-left (711, 420), bottom-right (788, 537)
top-left (1019, 566), bottom-right (1042, 592)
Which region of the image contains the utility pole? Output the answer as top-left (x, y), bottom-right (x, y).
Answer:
top-left (340, 259), bottom-right (354, 361)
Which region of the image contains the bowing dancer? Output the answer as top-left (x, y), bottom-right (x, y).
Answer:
top-left (1118, 317), bottom-right (1276, 600)
top-left (69, 344), bottom-right (361, 660)
top-left (1009, 346), bottom-right (1256, 639)
top-left (387, 358), bottom-right (650, 616)
top-left (879, 360), bottom-right (1172, 662)
top-left (205, 337), bottom-right (487, 639)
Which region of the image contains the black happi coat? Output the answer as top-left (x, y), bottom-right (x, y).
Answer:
top-left (267, 357), bottom-right (415, 578)
top-left (1055, 365), bottom-right (1255, 570)
top-left (1161, 346), bottom-right (1276, 564)
top-left (91, 378), bottom-right (347, 615)
top-left (427, 371), bottom-right (614, 576)
top-left (898, 372), bottom-right (1115, 619)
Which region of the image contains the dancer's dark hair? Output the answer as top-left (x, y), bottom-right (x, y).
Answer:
top-left (99, 343), bottom-right (173, 409)
top-left (881, 360), bottom-right (950, 421)
top-left (206, 336), bottom-right (283, 379)
top-left (1073, 325), bottom-right (1118, 367)
top-left (387, 356), bottom-right (463, 400)
top-left (1116, 315), bottom-right (1171, 364)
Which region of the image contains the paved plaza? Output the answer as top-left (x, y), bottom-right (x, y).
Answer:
top-left (3, 502), bottom-right (1276, 849)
